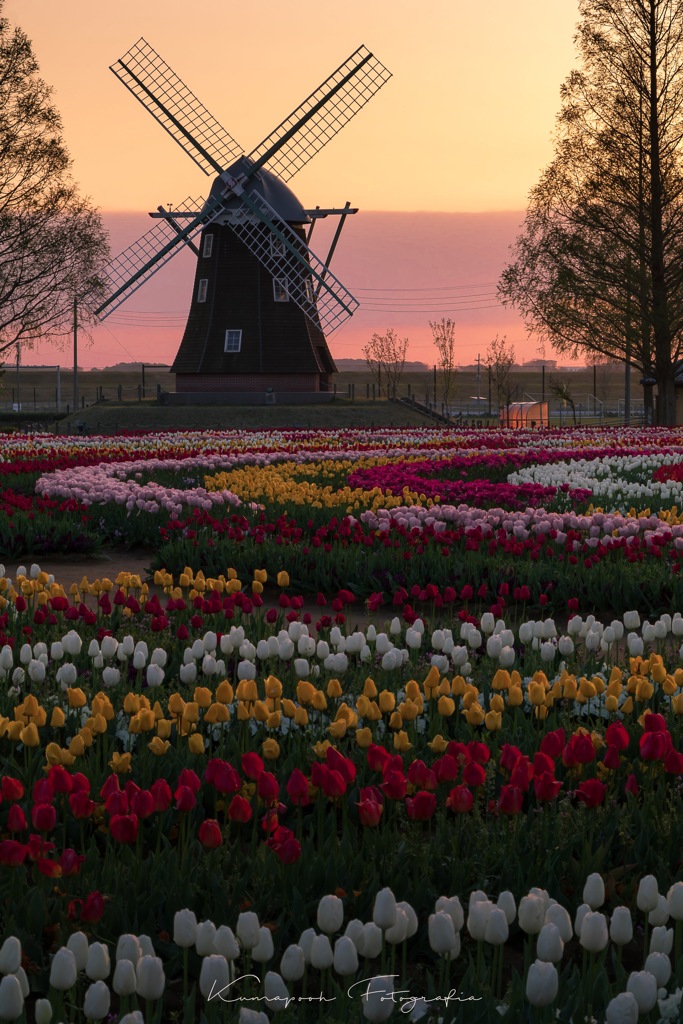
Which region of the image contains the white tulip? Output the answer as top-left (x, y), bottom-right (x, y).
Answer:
top-left (582, 872), bottom-right (605, 910)
top-left (536, 923), bottom-right (564, 963)
top-left (358, 922), bottom-right (382, 959)
top-left (544, 904), bottom-right (572, 943)
top-left (435, 895), bottom-right (464, 932)
top-left (429, 911), bottom-right (456, 954)
top-left (644, 951), bottom-right (671, 987)
top-left (385, 907), bottom-right (409, 945)
top-left (525, 959), bottom-right (558, 1007)
top-left (625, 970), bottom-right (657, 1013)
top-left (113, 960), bottom-right (137, 997)
top-left (579, 911), bottom-right (608, 953)
top-left (297, 928), bottom-right (315, 963)
top-left (0, 975), bottom-right (23, 1021)
top-left (649, 925), bottom-right (673, 955)
top-left (605, 991), bottom-right (639, 1024)
top-left (263, 971), bottom-right (292, 1012)
top-left (310, 935), bottom-right (333, 970)
top-left (0, 937), bottom-right (21, 974)
top-left (317, 894), bottom-right (344, 935)
top-left (484, 906), bottom-right (508, 945)
top-left (199, 955), bottom-right (232, 1000)
top-left (667, 881), bottom-right (683, 920)
top-left (214, 926), bottom-right (240, 961)
top-left (236, 912), bottom-right (260, 950)
top-left (518, 894), bottom-right (545, 935)
top-left (49, 947), bottom-right (78, 991)
top-left (66, 931), bottom-right (89, 972)
top-left (333, 936), bottom-right (359, 976)
top-left (280, 944), bottom-right (305, 982)
top-left (196, 921), bottom-right (217, 956)
top-left (344, 920), bottom-right (365, 951)
top-left (609, 906), bottom-right (633, 946)
top-left (83, 980), bottom-right (111, 1020)
top-left (372, 887), bottom-right (397, 930)
top-left (35, 998), bottom-right (53, 1024)
top-left (361, 974), bottom-right (395, 1022)
top-left (174, 909), bottom-right (198, 948)
top-left (252, 927), bottom-right (274, 964)
top-left (648, 893), bottom-right (669, 926)
top-left (396, 901), bottom-right (418, 938)
top-left (85, 942), bottom-right (110, 980)
top-left (135, 955), bottom-right (165, 1000)
top-left (636, 875), bottom-right (660, 913)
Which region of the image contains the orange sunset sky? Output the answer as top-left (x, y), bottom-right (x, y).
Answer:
top-left (6, 0), bottom-right (582, 370)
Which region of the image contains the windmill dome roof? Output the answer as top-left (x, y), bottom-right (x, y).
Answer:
top-left (207, 156), bottom-right (309, 224)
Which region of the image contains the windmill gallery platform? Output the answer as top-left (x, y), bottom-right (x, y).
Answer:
top-left (96, 39), bottom-right (391, 400)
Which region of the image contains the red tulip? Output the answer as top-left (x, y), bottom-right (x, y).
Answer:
top-left (381, 770), bottom-right (407, 801)
top-left (603, 745), bottom-right (621, 771)
top-left (242, 753), bottom-right (265, 780)
top-left (407, 760), bottom-right (437, 790)
top-left (406, 791), bottom-right (437, 820)
top-left (100, 774), bottom-right (120, 800)
top-left (7, 805), bottom-right (27, 832)
top-left (357, 790), bottom-right (383, 827)
top-left (326, 747), bottom-right (356, 784)
top-left (150, 778), bottom-right (172, 812)
top-left (257, 772), bottom-right (279, 803)
top-left (643, 713), bottom-right (668, 733)
top-left (130, 790), bottom-right (155, 819)
top-left (640, 731), bottom-right (672, 762)
top-left (533, 772), bottom-right (562, 802)
top-left (31, 803), bottom-right (57, 832)
top-left (446, 785), bottom-right (474, 813)
top-left (198, 819), bottom-right (223, 849)
top-left (366, 745), bottom-right (391, 773)
top-left (286, 769), bottom-right (311, 806)
top-left (70, 772), bottom-right (91, 795)
top-left (105, 791), bottom-right (129, 817)
top-left (576, 779), bottom-right (606, 808)
top-left (81, 891), bottom-right (105, 923)
top-left (227, 795), bottom-right (252, 823)
top-left (433, 754), bottom-right (459, 783)
top-left (321, 769), bottom-right (347, 799)
top-left (540, 728), bottom-right (565, 759)
top-left (266, 825), bottom-right (301, 864)
top-left (175, 786), bottom-right (197, 812)
top-left (0, 840), bottom-right (27, 866)
top-left (109, 813), bottom-right (139, 843)
top-left (605, 722), bottom-right (630, 751)
top-left (48, 765), bottom-right (73, 794)
top-left (32, 779), bottom-right (54, 804)
top-left (60, 848), bottom-right (85, 876)
top-left (178, 768), bottom-right (201, 793)
top-left (462, 762), bottom-right (486, 788)
top-left (1, 777), bottom-right (25, 802)
top-left (500, 743), bottom-right (523, 773)
top-left (36, 858), bottom-right (62, 878)
top-left (205, 759), bottom-right (240, 794)
top-left (498, 784), bottom-right (524, 815)
top-left (625, 773), bottom-right (640, 797)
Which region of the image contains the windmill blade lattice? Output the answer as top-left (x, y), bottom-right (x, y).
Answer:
top-left (227, 189), bottom-right (359, 333)
top-left (96, 196), bottom-right (220, 317)
top-left (247, 45), bottom-right (391, 183)
top-left (111, 39), bottom-right (243, 175)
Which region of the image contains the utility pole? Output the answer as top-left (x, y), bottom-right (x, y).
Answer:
top-left (15, 343), bottom-right (20, 410)
top-left (541, 363), bottom-right (545, 404)
top-left (476, 354), bottom-right (481, 405)
top-left (593, 363), bottom-right (597, 416)
top-left (73, 296), bottom-right (78, 414)
top-left (433, 364), bottom-right (437, 407)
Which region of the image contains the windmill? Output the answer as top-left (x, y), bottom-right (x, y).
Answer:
top-left (96, 40), bottom-right (391, 398)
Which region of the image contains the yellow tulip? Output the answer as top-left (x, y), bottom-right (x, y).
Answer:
top-left (529, 681), bottom-right (547, 706)
top-left (534, 705), bottom-right (549, 721)
top-left (451, 675), bottom-right (467, 696)
top-left (296, 681), bottom-right (316, 705)
top-left (393, 730), bottom-right (412, 752)
top-left (363, 677), bottom-right (378, 699)
top-left (281, 698), bottom-right (296, 718)
top-left (635, 678), bottom-right (654, 701)
top-left (237, 679), bottom-right (258, 704)
top-left (109, 752), bottom-right (132, 774)
top-left (327, 720), bottom-right (347, 740)
top-left (254, 569), bottom-right (268, 584)
top-left (621, 696), bottom-right (634, 715)
top-left (68, 735), bottom-right (86, 757)
top-left (67, 687), bottom-right (87, 709)
top-left (215, 680), bottom-right (234, 704)
top-left (23, 694), bottom-right (40, 718)
top-left (356, 694), bottom-right (371, 718)
top-left (93, 694), bottom-right (115, 721)
top-left (237, 702), bottom-right (253, 721)
top-left (378, 690), bottom-right (396, 714)
top-left (265, 676), bottom-right (283, 700)
top-left (671, 694), bottom-right (683, 715)
top-left (428, 734), bottom-right (449, 754)
top-left (605, 694), bottom-right (619, 713)
top-left (149, 737), bottom-right (171, 756)
top-left (489, 694), bottom-right (505, 714)
top-left (311, 690), bottom-right (327, 712)
top-left (251, 580), bottom-right (264, 595)
top-left (6, 722), bottom-right (23, 742)
top-left (327, 678), bottom-right (343, 699)
top-left (662, 676), bottom-right (677, 696)
top-left (168, 693), bottom-right (186, 716)
top-left (204, 703), bottom-right (230, 724)
top-left (20, 723), bottom-right (40, 747)
top-left (422, 665), bottom-right (440, 697)
top-left (492, 669), bottom-right (511, 691)
top-left (579, 678), bottom-right (597, 699)
top-left (262, 738), bottom-right (280, 760)
top-left (356, 727), bottom-right (373, 748)
top-left (462, 704), bottom-right (485, 727)
top-left (45, 742), bottom-right (64, 765)
top-left (294, 707), bottom-right (309, 727)
top-left (485, 710), bottom-right (503, 731)
top-left (50, 707), bottom-right (65, 728)
top-left (188, 733), bottom-right (205, 755)
top-left (193, 687), bottom-right (213, 709)
top-left (78, 726), bottom-right (94, 748)
top-left (400, 699), bottom-right (420, 722)
top-left (277, 571), bottom-right (290, 587)
top-left (312, 740), bottom-right (331, 758)
top-left (157, 719), bottom-right (173, 739)
top-left (437, 696), bottom-right (456, 717)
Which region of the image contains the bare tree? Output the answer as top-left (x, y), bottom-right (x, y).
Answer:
top-left (486, 334), bottom-right (516, 423)
top-left (498, 0), bottom-right (683, 425)
top-left (429, 317), bottom-right (458, 410)
top-left (549, 376), bottom-right (577, 425)
top-left (0, 3), bottom-right (109, 357)
top-left (362, 329), bottom-right (409, 398)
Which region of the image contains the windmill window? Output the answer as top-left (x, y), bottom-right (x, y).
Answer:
top-left (224, 330), bottom-right (242, 353)
top-left (197, 279), bottom-right (209, 303)
top-left (273, 278), bottom-right (289, 302)
top-left (270, 236), bottom-right (286, 259)
top-left (202, 234), bottom-right (214, 258)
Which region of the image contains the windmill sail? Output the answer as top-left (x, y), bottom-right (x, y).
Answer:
top-left (111, 39), bottom-right (243, 175)
top-left (247, 45), bottom-right (391, 183)
top-left (96, 196), bottom-right (221, 317)
top-left (226, 188), bottom-right (358, 334)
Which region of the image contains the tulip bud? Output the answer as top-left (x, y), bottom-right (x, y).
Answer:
top-left (214, 926), bottom-right (240, 961)
top-left (496, 891), bottom-right (516, 926)
top-left (467, 900), bottom-right (492, 941)
top-left (35, 999), bottom-right (52, 1024)
top-left (263, 971), bottom-right (291, 1012)
top-left (115, 935), bottom-right (141, 965)
top-left (667, 881), bottom-right (683, 920)
top-left (429, 911), bottom-right (456, 954)
top-left (0, 975), bottom-right (23, 1021)
top-left (536, 923), bottom-right (564, 963)
top-left (84, 980), bottom-right (111, 1021)
top-left (298, 928), bottom-right (316, 963)
top-left (525, 960), bottom-right (558, 1007)
top-left (317, 894), bottom-right (344, 935)
top-left (138, 935), bottom-right (155, 958)
top-left (544, 904), bottom-right (572, 943)
top-left (648, 894), bottom-right (669, 926)
top-left (119, 1013), bottom-right (146, 1024)
top-left (396, 901), bottom-right (418, 939)
top-left (199, 955), bottom-right (232, 1000)
top-left (310, 935), bottom-right (333, 970)
top-left (644, 951), bottom-right (671, 987)
top-left (579, 911), bottom-right (608, 953)
top-left (484, 906), bottom-right (509, 946)
top-left (609, 906), bottom-right (633, 946)
top-left (574, 903), bottom-right (590, 939)
top-left (113, 960), bottom-right (137, 998)
top-left (135, 955), bottom-right (166, 1000)
top-left (333, 936), bottom-right (359, 977)
top-left (359, 922), bottom-right (382, 959)
top-left (605, 992), bottom-right (639, 1024)
top-left (0, 937), bottom-right (21, 974)
top-left (252, 927), bottom-right (274, 964)
top-left (372, 887), bottom-right (397, 930)
top-left (582, 872), bottom-right (605, 910)
top-left (50, 947), bottom-right (78, 991)
top-left (280, 944), bottom-right (305, 982)
top-left (649, 925), bottom-right (673, 955)
top-left (361, 975), bottom-right (395, 1022)
top-left (236, 912), bottom-right (260, 950)
top-left (195, 921), bottom-right (217, 957)
top-left (636, 875), bottom-right (659, 913)
top-left (435, 895), bottom-right (464, 933)
top-left (385, 907), bottom-right (409, 945)
top-left (12, 968), bottom-right (27, 999)
top-left (518, 894), bottom-right (545, 935)
top-left (66, 930), bottom-right (89, 972)
top-left (626, 970), bottom-right (657, 1013)
top-left (86, 942), bottom-right (111, 981)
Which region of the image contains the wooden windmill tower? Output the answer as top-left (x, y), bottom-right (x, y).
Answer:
top-left (96, 41), bottom-right (391, 398)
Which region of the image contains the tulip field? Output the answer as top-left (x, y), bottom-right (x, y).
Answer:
top-left (5, 427), bottom-right (683, 1022)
